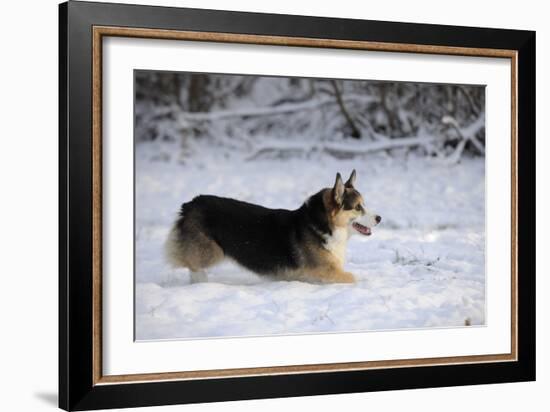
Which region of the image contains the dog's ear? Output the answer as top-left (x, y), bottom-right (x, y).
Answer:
top-left (333, 173), bottom-right (345, 206)
top-left (345, 169), bottom-right (356, 188)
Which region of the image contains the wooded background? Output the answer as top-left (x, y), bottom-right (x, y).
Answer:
top-left (135, 71), bottom-right (485, 163)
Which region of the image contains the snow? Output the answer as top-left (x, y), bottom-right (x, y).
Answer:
top-left (135, 141), bottom-right (485, 340)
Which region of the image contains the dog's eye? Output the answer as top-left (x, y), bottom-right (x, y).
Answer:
top-left (355, 204), bottom-right (362, 211)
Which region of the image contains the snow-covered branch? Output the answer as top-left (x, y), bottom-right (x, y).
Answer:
top-left (442, 113), bottom-right (485, 163)
top-left (246, 135), bottom-right (438, 160)
top-left (175, 95), bottom-right (379, 122)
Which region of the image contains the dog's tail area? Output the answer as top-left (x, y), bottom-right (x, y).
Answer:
top-left (164, 224), bottom-right (184, 268)
top-left (163, 202), bottom-right (191, 268)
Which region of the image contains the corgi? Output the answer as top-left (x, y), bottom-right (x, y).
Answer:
top-left (165, 170), bottom-right (380, 283)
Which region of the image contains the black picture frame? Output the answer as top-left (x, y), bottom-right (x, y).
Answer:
top-left (59, 1), bottom-right (535, 410)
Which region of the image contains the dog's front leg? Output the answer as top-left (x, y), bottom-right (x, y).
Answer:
top-left (305, 266), bottom-right (356, 284)
top-left (329, 269), bottom-right (356, 284)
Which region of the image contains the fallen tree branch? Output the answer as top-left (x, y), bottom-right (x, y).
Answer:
top-left (245, 136), bottom-right (438, 161)
top-left (174, 95), bottom-right (379, 122)
top-left (442, 114), bottom-right (485, 160)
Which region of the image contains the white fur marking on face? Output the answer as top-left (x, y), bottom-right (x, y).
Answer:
top-left (357, 206), bottom-right (379, 228)
top-left (348, 204), bottom-right (380, 236)
top-left (323, 226), bottom-right (349, 264)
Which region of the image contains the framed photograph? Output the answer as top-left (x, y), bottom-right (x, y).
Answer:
top-left (59, 1), bottom-right (535, 410)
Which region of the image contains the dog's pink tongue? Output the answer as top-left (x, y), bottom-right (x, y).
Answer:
top-left (353, 222), bottom-right (371, 236)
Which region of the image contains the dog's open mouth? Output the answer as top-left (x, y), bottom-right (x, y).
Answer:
top-left (352, 222), bottom-right (372, 236)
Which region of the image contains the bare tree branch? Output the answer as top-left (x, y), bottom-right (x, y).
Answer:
top-left (246, 135), bottom-right (438, 161)
top-left (330, 80), bottom-right (362, 138)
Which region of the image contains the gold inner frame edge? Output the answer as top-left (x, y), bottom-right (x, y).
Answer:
top-left (91, 25), bottom-right (518, 385)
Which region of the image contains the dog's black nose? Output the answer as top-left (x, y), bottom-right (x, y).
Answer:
top-left (375, 215), bottom-right (382, 224)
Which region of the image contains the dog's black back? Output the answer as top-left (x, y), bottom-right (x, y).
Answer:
top-left (176, 194), bottom-right (328, 275)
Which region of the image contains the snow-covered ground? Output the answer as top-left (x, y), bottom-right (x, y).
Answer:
top-left (135, 141), bottom-right (485, 340)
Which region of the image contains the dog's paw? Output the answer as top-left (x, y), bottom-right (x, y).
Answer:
top-left (334, 271), bottom-right (356, 284)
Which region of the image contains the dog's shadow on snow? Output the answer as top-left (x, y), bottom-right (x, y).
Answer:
top-left (159, 269), bottom-right (268, 288)
top-left (157, 265), bottom-right (371, 288)
top-left (159, 274), bottom-right (368, 288)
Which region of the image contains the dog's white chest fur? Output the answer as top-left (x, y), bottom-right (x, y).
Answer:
top-left (323, 227), bottom-right (349, 264)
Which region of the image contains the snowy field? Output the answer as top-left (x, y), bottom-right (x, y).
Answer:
top-left (135, 142), bottom-right (485, 340)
